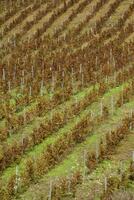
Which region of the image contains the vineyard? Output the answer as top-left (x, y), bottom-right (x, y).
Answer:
top-left (0, 0), bottom-right (134, 199)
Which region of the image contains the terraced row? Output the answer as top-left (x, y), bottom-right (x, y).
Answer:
top-left (18, 85), bottom-right (134, 200)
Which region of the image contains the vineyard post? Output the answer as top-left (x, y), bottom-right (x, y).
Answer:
top-left (132, 151), bottom-right (134, 162)
top-left (50, 111), bottom-right (53, 129)
top-left (79, 64), bottom-right (82, 74)
top-left (95, 55), bottom-right (98, 71)
top-left (8, 122), bottom-right (12, 137)
top-left (114, 71), bottom-right (116, 86)
top-left (120, 161), bottom-right (125, 177)
top-left (110, 49), bottom-right (113, 66)
top-left (1, 27), bottom-right (4, 38)
top-left (67, 175), bottom-right (71, 194)
top-left (105, 75), bottom-right (108, 84)
top-left (40, 80), bottom-right (44, 96)
top-left (7, 59), bottom-right (10, 67)
top-left (63, 32), bottom-right (65, 41)
top-left (130, 110), bottom-right (134, 130)
top-left (14, 165), bottom-right (20, 193)
top-left (13, 65), bottom-right (16, 80)
top-left (20, 78), bottom-right (23, 92)
top-left (121, 85), bottom-right (124, 105)
top-left (23, 108), bottom-right (26, 124)
top-left (100, 100), bottom-right (103, 116)
top-left (111, 96), bottom-right (114, 115)
top-left (75, 96), bottom-right (78, 109)
top-left (50, 90), bottom-right (53, 110)
top-left (91, 27), bottom-right (94, 35)
top-left (51, 73), bottom-right (55, 94)
top-left (108, 129), bottom-right (112, 145)
top-left (22, 69), bottom-right (25, 87)
top-left (2, 68), bottom-right (5, 80)
top-left (71, 67), bottom-right (74, 94)
top-left (90, 110), bottom-right (94, 119)
top-left (13, 34), bottom-right (16, 48)
top-left (95, 141), bottom-right (99, 162)
top-left (130, 109), bottom-right (133, 118)
top-left (112, 55), bottom-right (116, 71)
top-left (61, 71), bottom-right (65, 102)
top-left (131, 81), bottom-right (133, 95)
top-left (21, 135), bottom-right (24, 154)
top-left (79, 64), bottom-right (84, 87)
top-left (29, 86), bottom-right (32, 96)
top-left (61, 80), bottom-right (64, 102)
top-left (8, 81), bottom-right (11, 92)
top-left (104, 176), bottom-right (107, 193)
top-left (31, 65), bottom-right (34, 79)
top-left (82, 73), bottom-right (84, 88)
top-left (129, 121), bottom-right (132, 131)
top-left (32, 152), bottom-right (36, 163)
top-left (48, 180), bottom-right (53, 200)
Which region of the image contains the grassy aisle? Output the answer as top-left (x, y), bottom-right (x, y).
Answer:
top-left (18, 95), bottom-right (134, 199)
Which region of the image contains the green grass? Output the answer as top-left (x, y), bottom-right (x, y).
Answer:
top-left (1, 80), bottom-right (133, 183)
top-left (46, 100), bottom-right (134, 178)
top-left (18, 100), bottom-right (134, 200)
top-left (6, 85), bottom-right (94, 144)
